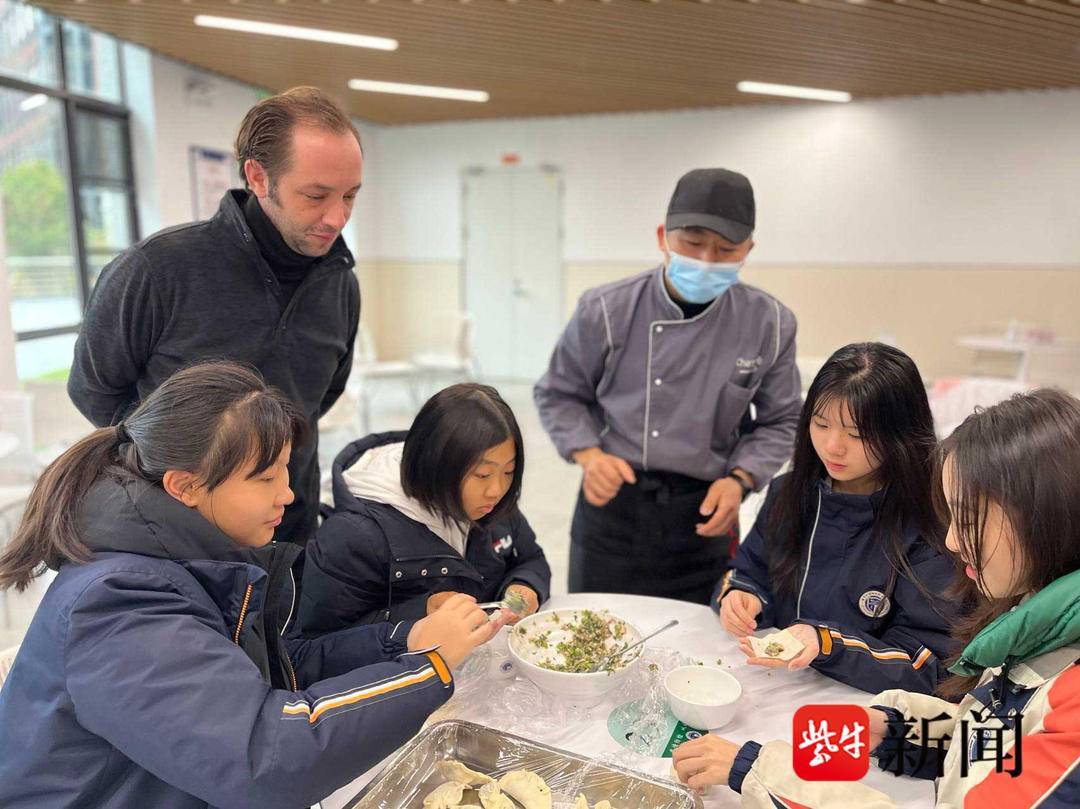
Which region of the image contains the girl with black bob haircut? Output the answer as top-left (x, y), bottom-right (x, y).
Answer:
top-left (714, 342), bottom-right (957, 694)
top-left (674, 388), bottom-right (1080, 806)
top-left (0, 362), bottom-right (502, 809)
top-left (298, 382), bottom-right (551, 634)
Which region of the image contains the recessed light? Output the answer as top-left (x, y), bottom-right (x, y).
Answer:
top-left (194, 15), bottom-right (397, 50)
top-left (736, 81), bottom-right (851, 102)
top-left (348, 79), bottom-right (489, 103)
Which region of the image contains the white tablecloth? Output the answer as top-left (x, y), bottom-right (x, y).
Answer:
top-left (323, 593), bottom-right (935, 808)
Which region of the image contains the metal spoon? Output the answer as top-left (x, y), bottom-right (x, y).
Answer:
top-left (589, 619), bottom-right (680, 673)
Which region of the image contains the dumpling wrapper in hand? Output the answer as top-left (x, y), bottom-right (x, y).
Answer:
top-left (478, 781), bottom-right (515, 809)
top-left (749, 628), bottom-right (804, 662)
top-left (423, 781), bottom-right (467, 808)
top-left (573, 795), bottom-right (588, 809)
top-left (498, 771), bottom-right (553, 809)
top-left (436, 760), bottom-right (494, 787)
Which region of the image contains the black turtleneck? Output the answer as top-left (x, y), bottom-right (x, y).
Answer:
top-left (242, 193), bottom-right (316, 303)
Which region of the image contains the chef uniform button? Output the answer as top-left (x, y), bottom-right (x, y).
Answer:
top-left (651, 429), bottom-right (660, 438)
top-left (394, 571), bottom-right (403, 579)
top-left (421, 569), bottom-right (428, 576)
top-left (441, 567), bottom-right (449, 575)
top-left (654, 378), bottom-right (662, 386)
top-left (655, 325), bottom-right (664, 334)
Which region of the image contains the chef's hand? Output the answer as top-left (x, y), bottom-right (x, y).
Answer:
top-left (673, 734), bottom-right (741, 790)
top-left (868, 707), bottom-right (890, 752)
top-left (502, 584), bottom-right (539, 625)
top-left (696, 476), bottom-right (744, 537)
top-left (573, 447), bottom-right (636, 507)
top-left (738, 623), bottom-right (820, 671)
top-left (408, 593), bottom-right (508, 669)
top-left (719, 590), bottom-right (763, 637)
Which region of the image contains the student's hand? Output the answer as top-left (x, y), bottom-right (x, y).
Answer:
top-left (738, 623), bottom-right (821, 671)
top-left (719, 590), bottom-right (763, 637)
top-left (407, 594), bottom-right (509, 669)
top-left (573, 447), bottom-right (637, 507)
top-left (868, 707), bottom-right (890, 752)
top-left (426, 591), bottom-right (463, 614)
top-left (502, 584), bottom-right (539, 625)
top-left (672, 734), bottom-right (741, 790)
top-left (696, 477), bottom-right (743, 537)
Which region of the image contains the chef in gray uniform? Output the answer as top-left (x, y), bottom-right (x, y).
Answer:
top-left (534, 168), bottom-right (801, 603)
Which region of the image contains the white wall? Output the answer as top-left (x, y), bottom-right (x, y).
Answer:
top-left (144, 55), bottom-right (382, 262)
top-left (369, 89), bottom-right (1080, 266)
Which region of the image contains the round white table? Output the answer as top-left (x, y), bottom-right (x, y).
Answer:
top-left (323, 593), bottom-right (935, 808)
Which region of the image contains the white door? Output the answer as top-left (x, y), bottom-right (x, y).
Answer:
top-left (463, 166), bottom-right (563, 382)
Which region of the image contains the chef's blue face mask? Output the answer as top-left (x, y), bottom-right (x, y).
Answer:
top-left (663, 243), bottom-right (744, 304)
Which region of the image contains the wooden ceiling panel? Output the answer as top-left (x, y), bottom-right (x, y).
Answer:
top-left (30, 0), bottom-right (1080, 124)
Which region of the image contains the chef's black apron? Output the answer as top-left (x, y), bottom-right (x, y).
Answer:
top-left (568, 468), bottom-right (738, 604)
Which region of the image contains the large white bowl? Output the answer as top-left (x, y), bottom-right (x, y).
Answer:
top-left (663, 665), bottom-right (742, 730)
top-left (507, 608), bottom-right (643, 703)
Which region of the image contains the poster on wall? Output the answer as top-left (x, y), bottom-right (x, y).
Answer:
top-left (189, 146), bottom-right (232, 221)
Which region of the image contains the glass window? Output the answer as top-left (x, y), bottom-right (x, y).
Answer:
top-left (0, 0), bottom-right (59, 88)
top-left (61, 19), bottom-right (121, 104)
top-left (14, 331), bottom-right (76, 382)
top-left (0, 87), bottom-right (81, 334)
top-left (74, 109), bottom-right (134, 289)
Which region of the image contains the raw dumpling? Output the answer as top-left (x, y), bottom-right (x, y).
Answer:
top-left (749, 628), bottom-right (804, 661)
top-left (498, 770), bottom-right (553, 809)
top-left (595, 802), bottom-right (612, 809)
top-left (423, 781), bottom-right (467, 808)
top-left (478, 780), bottom-right (515, 809)
top-left (436, 759), bottom-right (494, 787)
top-left (573, 795), bottom-right (589, 809)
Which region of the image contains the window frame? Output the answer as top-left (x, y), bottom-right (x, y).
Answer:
top-left (1, 8), bottom-right (139, 344)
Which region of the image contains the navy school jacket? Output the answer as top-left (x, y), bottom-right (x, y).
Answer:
top-left (0, 473), bottom-right (453, 809)
top-left (714, 474), bottom-right (959, 695)
top-left (296, 432), bottom-right (551, 634)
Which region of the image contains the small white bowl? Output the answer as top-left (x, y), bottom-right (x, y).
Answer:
top-left (664, 665), bottom-right (742, 729)
top-left (507, 609), bottom-right (643, 703)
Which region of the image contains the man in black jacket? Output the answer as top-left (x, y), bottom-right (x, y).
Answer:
top-left (68, 87), bottom-right (363, 545)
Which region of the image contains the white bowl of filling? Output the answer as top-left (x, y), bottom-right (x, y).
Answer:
top-left (507, 608), bottom-right (643, 702)
top-left (663, 665), bottom-right (742, 730)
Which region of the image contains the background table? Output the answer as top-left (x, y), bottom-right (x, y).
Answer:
top-left (323, 593), bottom-right (936, 808)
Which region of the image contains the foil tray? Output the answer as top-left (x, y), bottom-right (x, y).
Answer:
top-left (343, 719), bottom-right (703, 809)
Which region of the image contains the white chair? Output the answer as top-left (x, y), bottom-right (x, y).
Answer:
top-left (0, 497), bottom-right (28, 631)
top-left (347, 327), bottom-right (420, 434)
top-left (0, 644), bottom-right (18, 688)
top-left (412, 313), bottom-right (479, 396)
top-left (0, 392), bottom-right (39, 487)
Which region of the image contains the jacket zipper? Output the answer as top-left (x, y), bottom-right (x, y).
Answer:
top-left (233, 580), bottom-right (299, 692)
top-left (233, 583), bottom-right (254, 645)
top-left (795, 490), bottom-right (824, 620)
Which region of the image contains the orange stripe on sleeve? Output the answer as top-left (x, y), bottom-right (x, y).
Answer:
top-left (425, 651), bottom-right (452, 685)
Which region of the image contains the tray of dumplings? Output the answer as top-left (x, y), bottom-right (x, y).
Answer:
top-left (344, 719), bottom-right (702, 809)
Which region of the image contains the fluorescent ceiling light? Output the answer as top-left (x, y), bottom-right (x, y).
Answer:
top-left (19, 93), bottom-right (48, 112)
top-left (194, 15), bottom-right (397, 51)
top-left (348, 79), bottom-right (489, 103)
top-left (736, 81), bottom-right (851, 103)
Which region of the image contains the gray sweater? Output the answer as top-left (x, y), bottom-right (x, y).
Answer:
top-left (67, 189), bottom-right (360, 544)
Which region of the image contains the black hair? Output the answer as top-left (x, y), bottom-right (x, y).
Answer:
top-left (0, 361), bottom-right (306, 591)
top-left (935, 388), bottom-right (1080, 698)
top-left (401, 383), bottom-right (524, 526)
top-left (767, 342), bottom-right (943, 599)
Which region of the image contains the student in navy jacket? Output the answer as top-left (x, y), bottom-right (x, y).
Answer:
top-left (298, 383), bottom-right (551, 634)
top-left (0, 363), bottom-right (503, 809)
top-left (714, 343), bottom-right (959, 695)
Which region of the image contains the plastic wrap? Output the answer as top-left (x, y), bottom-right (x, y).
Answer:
top-left (343, 719), bottom-right (702, 809)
